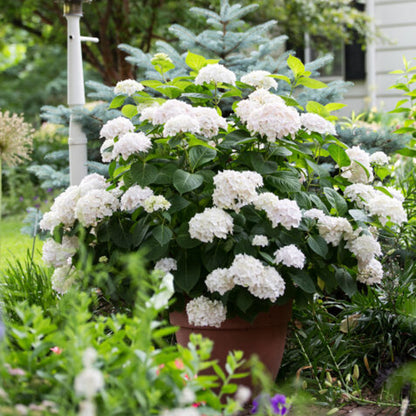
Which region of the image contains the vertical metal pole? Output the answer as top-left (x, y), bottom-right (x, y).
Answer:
top-left (65, 6), bottom-right (88, 186)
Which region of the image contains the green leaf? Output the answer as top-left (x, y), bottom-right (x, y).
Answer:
top-left (395, 127), bottom-right (416, 134)
top-left (348, 209), bottom-right (370, 222)
top-left (269, 74), bottom-right (291, 85)
top-left (279, 95), bottom-right (303, 109)
top-left (335, 268), bottom-right (357, 297)
top-left (121, 104), bottom-right (138, 119)
top-left (130, 162), bottom-right (159, 186)
top-left (175, 249), bottom-right (201, 292)
top-left (140, 80), bottom-right (164, 89)
top-left (168, 195), bottom-right (191, 214)
top-left (153, 163), bottom-right (178, 185)
top-left (306, 101), bottom-right (327, 117)
top-left (154, 85), bottom-right (183, 99)
top-left (185, 51), bottom-right (207, 71)
top-left (297, 76), bottom-right (327, 89)
top-left (327, 144), bottom-right (351, 167)
top-left (173, 170), bottom-right (204, 194)
top-left (395, 147), bottom-right (416, 157)
top-left (189, 146), bottom-right (217, 170)
top-left (249, 153), bottom-right (278, 174)
top-left (109, 95), bottom-right (126, 108)
top-left (307, 235), bottom-right (328, 258)
top-left (290, 271), bottom-right (316, 293)
top-left (325, 102), bottom-right (347, 112)
top-left (108, 217), bottom-right (135, 249)
top-left (152, 224), bottom-right (173, 246)
top-left (324, 188), bottom-right (348, 216)
top-left (287, 55), bottom-right (305, 77)
top-left (266, 171), bottom-right (302, 193)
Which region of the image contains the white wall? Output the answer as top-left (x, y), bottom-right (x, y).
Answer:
top-left (343, 0), bottom-right (416, 115)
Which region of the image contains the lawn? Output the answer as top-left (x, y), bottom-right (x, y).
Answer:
top-left (0, 215), bottom-right (43, 271)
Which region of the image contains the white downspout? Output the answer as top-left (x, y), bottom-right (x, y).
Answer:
top-left (64, 3), bottom-right (98, 185)
top-left (366, 0), bottom-right (377, 110)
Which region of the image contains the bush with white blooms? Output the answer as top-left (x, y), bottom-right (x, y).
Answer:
top-left (41, 52), bottom-right (407, 326)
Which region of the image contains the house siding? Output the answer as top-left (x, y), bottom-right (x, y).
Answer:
top-left (342, 0), bottom-right (416, 114)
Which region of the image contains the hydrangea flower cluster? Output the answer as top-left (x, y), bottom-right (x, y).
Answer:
top-left (186, 296), bottom-right (227, 328)
top-left (140, 99), bottom-right (228, 139)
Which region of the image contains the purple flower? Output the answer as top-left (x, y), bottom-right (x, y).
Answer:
top-left (251, 399), bottom-right (259, 414)
top-left (270, 394), bottom-right (288, 415)
top-left (19, 197), bottom-right (24, 202)
top-left (47, 188), bottom-right (53, 193)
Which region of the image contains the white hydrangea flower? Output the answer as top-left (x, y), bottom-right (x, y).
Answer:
top-left (188, 207), bottom-right (233, 243)
top-left (303, 208), bottom-right (326, 221)
top-left (317, 215), bottom-right (353, 246)
top-left (367, 192), bottom-right (407, 226)
top-left (300, 113), bottom-right (336, 136)
top-left (99, 116), bottom-right (134, 140)
top-left (74, 367), bottom-right (104, 399)
top-left (194, 63), bottom-right (236, 86)
top-left (246, 102), bottom-right (301, 141)
top-left (274, 245), bottom-right (305, 269)
top-left (369, 151), bottom-right (389, 166)
top-left (247, 88), bottom-right (286, 105)
top-left (79, 173), bottom-right (108, 195)
top-left (385, 186), bottom-right (405, 202)
top-left (341, 146), bottom-right (374, 184)
top-left (51, 265), bottom-right (77, 294)
top-left (241, 70), bottom-right (277, 90)
top-left (344, 183), bottom-right (377, 209)
top-left (100, 139), bottom-right (114, 163)
top-left (229, 254), bottom-right (285, 302)
top-left (143, 195), bottom-right (171, 213)
top-left (205, 267), bottom-right (235, 295)
top-left (114, 79), bottom-right (144, 96)
top-left (139, 104), bottom-right (161, 123)
top-left (248, 265), bottom-right (285, 302)
top-left (252, 235), bottom-right (269, 247)
top-left (120, 185), bottom-right (154, 211)
top-left (39, 186), bottom-right (80, 231)
top-left (186, 296), bottom-right (227, 327)
top-left (112, 132), bottom-right (152, 160)
top-left (192, 107), bottom-right (228, 138)
top-left (254, 193), bottom-right (302, 229)
top-left (163, 114), bottom-right (200, 137)
top-left (75, 189), bottom-right (120, 227)
top-left (147, 99), bottom-right (194, 125)
top-left (346, 234), bottom-right (382, 265)
top-left (154, 257), bottom-right (177, 273)
top-left (235, 89), bottom-right (285, 122)
top-left (213, 170), bottom-right (263, 212)
top-left (357, 258), bottom-right (383, 285)
top-left (42, 236), bottom-right (79, 268)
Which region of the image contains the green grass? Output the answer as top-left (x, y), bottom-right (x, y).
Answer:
top-left (0, 215), bottom-right (43, 271)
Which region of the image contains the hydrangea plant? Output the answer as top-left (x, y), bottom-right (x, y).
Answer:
top-left (40, 52), bottom-right (407, 325)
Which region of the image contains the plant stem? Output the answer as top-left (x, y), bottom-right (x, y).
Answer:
top-left (293, 329), bottom-right (324, 391)
top-left (312, 303), bottom-right (349, 391)
top-left (0, 157), bottom-right (2, 221)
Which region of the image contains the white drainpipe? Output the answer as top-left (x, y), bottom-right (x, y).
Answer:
top-left (64, 1), bottom-right (98, 185)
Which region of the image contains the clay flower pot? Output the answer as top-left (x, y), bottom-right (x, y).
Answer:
top-left (169, 301), bottom-right (292, 386)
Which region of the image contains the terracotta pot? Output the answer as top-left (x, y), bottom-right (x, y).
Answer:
top-left (169, 301), bottom-right (292, 385)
